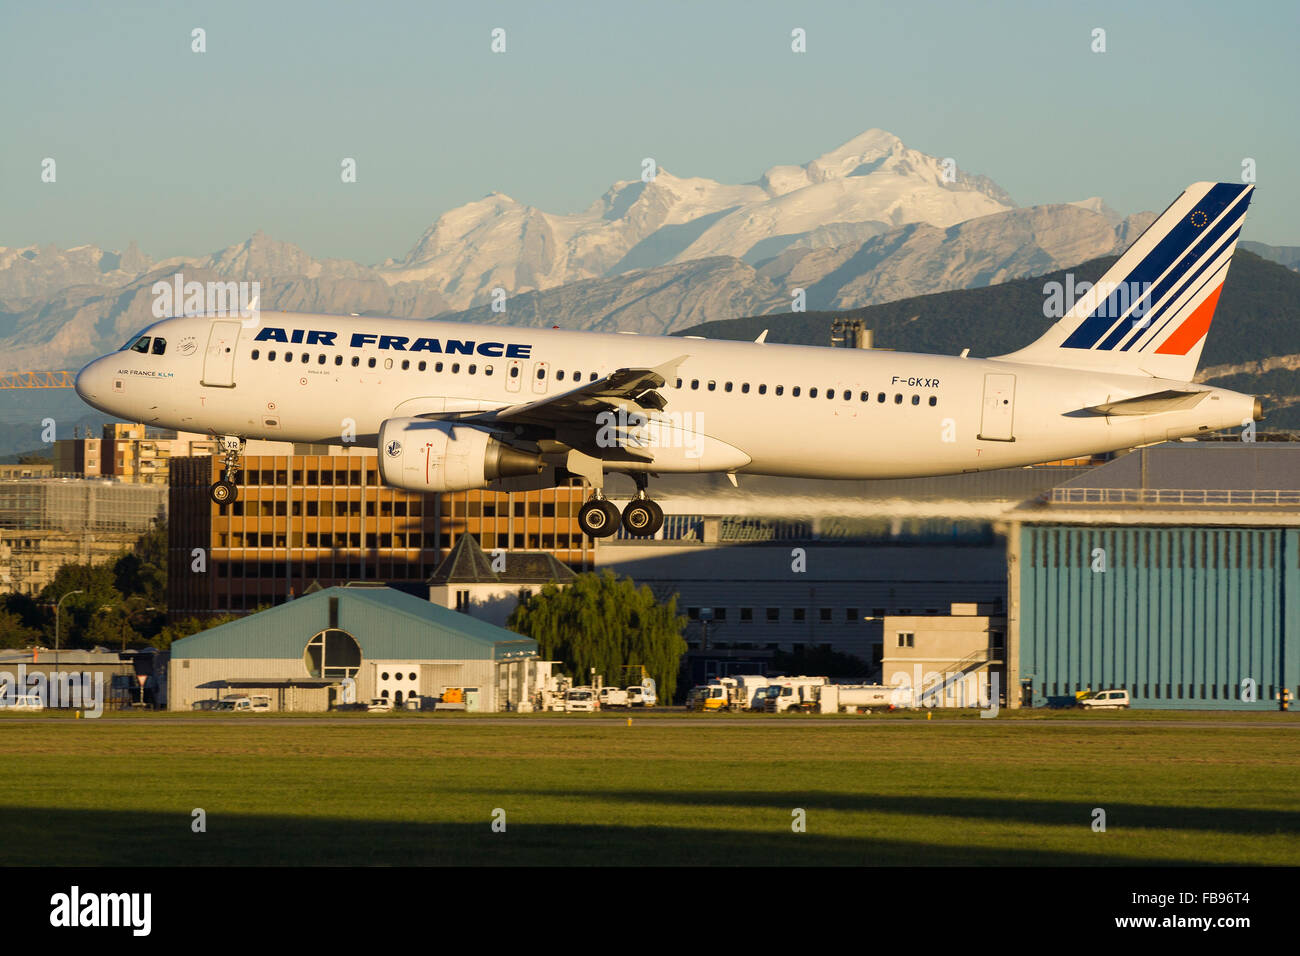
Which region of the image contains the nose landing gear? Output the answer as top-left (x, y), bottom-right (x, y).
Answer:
top-left (208, 436), bottom-right (246, 506)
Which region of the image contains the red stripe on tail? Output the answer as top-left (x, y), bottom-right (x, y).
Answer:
top-left (1155, 283), bottom-right (1223, 356)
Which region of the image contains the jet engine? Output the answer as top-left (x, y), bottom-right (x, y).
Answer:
top-left (377, 418), bottom-right (543, 492)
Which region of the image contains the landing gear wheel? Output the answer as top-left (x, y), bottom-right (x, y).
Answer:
top-left (209, 479), bottom-right (237, 505)
top-left (622, 498), bottom-right (664, 537)
top-left (578, 499), bottom-right (621, 538)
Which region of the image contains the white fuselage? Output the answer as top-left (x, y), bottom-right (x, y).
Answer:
top-left (75, 312), bottom-right (1256, 480)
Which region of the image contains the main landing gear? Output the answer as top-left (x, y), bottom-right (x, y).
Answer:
top-left (208, 436), bottom-right (246, 506)
top-left (577, 475), bottom-right (664, 539)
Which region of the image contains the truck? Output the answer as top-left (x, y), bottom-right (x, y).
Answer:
top-left (598, 686), bottom-right (630, 708)
top-left (699, 675), bottom-right (771, 712)
top-left (564, 687), bottom-right (596, 712)
top-left (762, 677), bottom-right (828, 713)
top-left (818, 684), bottom-right (900, 713)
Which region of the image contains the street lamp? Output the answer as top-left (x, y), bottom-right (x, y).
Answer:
top-left (54, 589), bottom-right (83, 687)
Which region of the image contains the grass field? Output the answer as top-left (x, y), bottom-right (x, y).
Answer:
top-left (2, 715), bottom-right (1297, 865)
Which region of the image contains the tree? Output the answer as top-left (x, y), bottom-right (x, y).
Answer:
top-left (507, 571), bottom-right (687, 703)
top-left (0, 609), bottom-right (40, 649)
top-left (113, 520), bottom-right (167, 606)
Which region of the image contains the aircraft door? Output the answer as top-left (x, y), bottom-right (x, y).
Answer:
top-left (201, 321), bottom-right (241, 388)
top-left (978, 373), bottom-right (1016, 441)
top-left (531, 361), bottom-right (550, 395)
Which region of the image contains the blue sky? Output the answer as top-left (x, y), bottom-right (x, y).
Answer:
top-left (2, 0), bottom-right (1296, 263)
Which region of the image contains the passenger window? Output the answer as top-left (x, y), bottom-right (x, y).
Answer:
top-left (384, 358), bottom-right (393, 369)
top-left (436, 362), bottom-right (444, 372)
top-left (589, 372), bottom-right (598, 381)
top-left (452, 363), bottom-right (461, 373)
top-left (484, 365), bottom-right (493, 376)
top-left (775, 385), bottom-right (784, 396)
top-left (367, 357), bottom-right (376, 368)
top-left (691, 380), bottom-right (700, 390)
top-left (151, 338), bottom-right (167, 355)
top-left (877, 392), bottom-right (885, 402)
top-left (860, 391), bottom-right (869, 401)
top-left (269, 351), bottom-right (277, 361)
top-left (894, 394), bottom-right (903, 404)
top-left (676, 378), bottom-right (683, 389)
top-left (351, 356), bottom-right (359, 367)
top-left (929, 396), bottom-right (937, 406)
top-left (318, 354), bottom-right (327, 365)
top-left (509, 365), bottom-right (518, 378)
top-left (809, 387), bottom-right (817, 398)
top-left (401, 359), bottom-right (410, 370)
top-left (302, 353), bottom-right (309, 363)
top-left (536, 367), bottom-right (544, 379)
top-left (418, 361), bottom-right (426, 371)
top-left (708, 381), bottom-right (716, 391)
top-left (741, 383), bottom-right (750, 393)
top-left (468, 364), bottom-right (477, 374)
top-left (841, 390), bottom-right (850, 400)
top-left (556, 370), bottom-right (565, 381)
top-left (284, 352), bottom-right (293, 362)
top-left (792, 387), bottom-right (801, 397)
top-left (251, 349), bottom-right (260, 360)
top-left (724, 382), bottom-right (733, 392)
top-left (130, 336), bottom-right (151, 354)
top-left (911, 394), bottom-right (920, 405)
top-left (334, 355), bottom-right (343, 366)
top-left (758, 384), bottom-right (766, 395)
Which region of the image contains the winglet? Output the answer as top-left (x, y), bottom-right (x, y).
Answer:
top-left (755, 330), bottom-right (769, 344)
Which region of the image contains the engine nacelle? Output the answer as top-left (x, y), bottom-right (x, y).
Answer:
top-left (377, 418), bottom-right (543, 492)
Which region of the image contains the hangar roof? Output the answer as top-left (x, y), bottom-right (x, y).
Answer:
top-left (172, 586), bottom-right (538, 662)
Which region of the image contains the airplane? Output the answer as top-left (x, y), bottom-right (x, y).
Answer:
top-left (75, 181), bottom-right (1262, 539)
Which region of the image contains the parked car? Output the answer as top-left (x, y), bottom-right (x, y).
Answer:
top-left (367, 698), bottom-right (394, 712)
top-left (1081, 689), bottom-right (1131, 710)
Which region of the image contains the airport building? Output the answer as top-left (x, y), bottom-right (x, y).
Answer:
top-left (53, 424), bottom-right (219, 484)
top-left (167, 585), bottom-right (541, 712)
top-left (167, 447), bottom-right (593, 616)
top-left (1004, 443), bottom-right (1300, 710)
top-left (0, 477), bottom-right (167, 595)
top-left (427, 533), bottom-right (577, 626)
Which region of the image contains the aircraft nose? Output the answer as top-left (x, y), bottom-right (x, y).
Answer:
top-left (74, 358), bottom-right (107, 405)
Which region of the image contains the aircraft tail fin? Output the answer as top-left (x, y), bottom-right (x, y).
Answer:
top-left (997, 181), bottom-right (1253, 381)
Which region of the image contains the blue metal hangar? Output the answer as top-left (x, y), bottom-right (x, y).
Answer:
top-left (1003, 443), bottom-right (1300, 710)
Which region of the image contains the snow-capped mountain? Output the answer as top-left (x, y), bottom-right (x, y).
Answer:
top-left (379, 129), bottom-right (1017, 308)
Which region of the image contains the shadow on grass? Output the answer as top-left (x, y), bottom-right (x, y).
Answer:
top-left (463, 789), bottom-right (1299, 839)
top-left (0, 806), bottom-right (1197, 866)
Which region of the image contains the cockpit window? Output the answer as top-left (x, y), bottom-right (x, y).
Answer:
top-left (151, 337), bottom-right (167, 355)
top-left (128, 336), bottom-right (150, 354)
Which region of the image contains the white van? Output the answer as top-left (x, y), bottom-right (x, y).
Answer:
top-left (1081, 689), bottom-right (1131, 710)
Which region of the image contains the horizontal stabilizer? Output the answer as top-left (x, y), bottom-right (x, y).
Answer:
top-left (1083, 389), bottom-right (1210, 416)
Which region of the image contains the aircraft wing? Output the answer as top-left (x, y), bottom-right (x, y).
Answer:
top-left (424, 354), bottom-right (689, 461)
top-left (491, 354), bottom-right (689, 426)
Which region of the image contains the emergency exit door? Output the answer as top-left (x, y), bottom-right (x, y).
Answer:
top-left (201, 321), bottom-right (241, 388)
top-left (978, 373), bottom-right (1016, 441)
